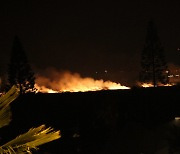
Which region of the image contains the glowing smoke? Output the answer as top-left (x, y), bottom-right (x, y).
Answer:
top-left (35, 68), bottom-right (130, 93)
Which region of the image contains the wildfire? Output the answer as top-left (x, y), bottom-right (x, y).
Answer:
top-left (140, 83), bottom-right (154, 88)
top-left (35, 85), bottom-right (58, 93)
top-left (35, 70), bottom-right (130, 93)
top-left (139, 82), bottom-right (173, 88)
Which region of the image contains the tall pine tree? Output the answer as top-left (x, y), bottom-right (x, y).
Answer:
top-left (8, 36), bottom-right (36, 93)
top-left (139, 21), bottom-right (168, 87)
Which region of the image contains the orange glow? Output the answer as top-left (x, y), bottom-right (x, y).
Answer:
top-left (35, 70), bottom-right (130, 93)
top-left (141, 83), bottom-right (154, 88)
top-left (139, 82), bottom-right (173, 88)
top-left (35, 85), bottom-right (58, 93)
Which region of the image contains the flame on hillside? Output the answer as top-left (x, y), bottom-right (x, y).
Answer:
top-left (35, 69), bottom-right (130, 93)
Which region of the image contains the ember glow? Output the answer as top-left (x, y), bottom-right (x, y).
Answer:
top-left (35, 70), bottom-right (130, 93)
top-left (139, 82), bottom-right (173, 88)
top-left (140, 83), bottom-right (154, 88)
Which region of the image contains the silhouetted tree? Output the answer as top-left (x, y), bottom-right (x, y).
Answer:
top-left (8, 36), bottom-right (36, 93)
top-left (139, 21), bottom-right (168, 87)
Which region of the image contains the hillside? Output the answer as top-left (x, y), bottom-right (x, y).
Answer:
top-left (1, 86), bottom-right (180, 153)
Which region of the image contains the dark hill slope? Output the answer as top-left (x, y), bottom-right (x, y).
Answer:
top-left (1, 86), bottom-right (180, 153)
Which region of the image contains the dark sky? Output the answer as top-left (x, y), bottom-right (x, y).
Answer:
top-left (0, 0), bottom-right (180, 86)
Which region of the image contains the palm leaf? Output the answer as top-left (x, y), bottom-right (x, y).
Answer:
top-left (0, 125), bottom-right (60, 153)
top-left (0, 86), bottom-right (20, 128)
top-left (0, 86), bottom-right (61, 153)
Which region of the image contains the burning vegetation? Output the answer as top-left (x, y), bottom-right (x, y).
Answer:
top-left (35, 69), bottom-right (130, 93)
top-left (139, 82), bottom-right (173, 88)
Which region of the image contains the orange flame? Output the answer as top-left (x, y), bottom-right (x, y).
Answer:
top-left (35, 70), bottom-right (130, 93)
top-left (139, 82), bottom-right (173, 88)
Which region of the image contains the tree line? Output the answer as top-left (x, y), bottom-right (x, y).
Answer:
top-left (0, 21), bottom-right (169, 94)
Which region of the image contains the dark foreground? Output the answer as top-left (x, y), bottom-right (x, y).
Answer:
top-left (1, 86), bottom-right (180, 154)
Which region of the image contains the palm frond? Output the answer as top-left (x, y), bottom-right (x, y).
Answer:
top-left (0, 86), bottom-right (20, 128)
top-left (0, 125), bottom-right (61, 153)
top-left (0, 86), bottom-right (61, 153)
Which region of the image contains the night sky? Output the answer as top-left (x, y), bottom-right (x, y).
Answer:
top-left (0, 0), bottom-right (180, 86)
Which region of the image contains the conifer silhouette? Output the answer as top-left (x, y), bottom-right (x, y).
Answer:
top-left (8, 36), bottom-right (36, 93)
top-left (139, 21), bottom-right (168, 86)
